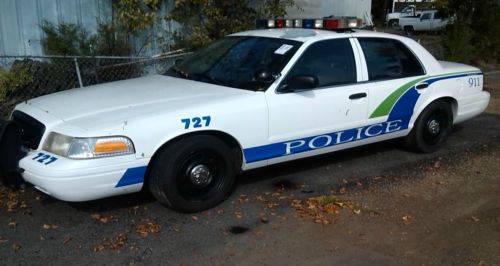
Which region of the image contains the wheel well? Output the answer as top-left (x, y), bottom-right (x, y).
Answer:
top-left (143, 131), bottom-right (244, 188)
top-left (435, 97), bottom-right (458, 120)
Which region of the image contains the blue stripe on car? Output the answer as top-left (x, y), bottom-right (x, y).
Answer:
top-left (115, 166), bottom-right (147, 187)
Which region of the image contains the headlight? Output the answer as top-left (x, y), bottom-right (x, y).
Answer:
top-left (43, 132), bottom-right (135, 159)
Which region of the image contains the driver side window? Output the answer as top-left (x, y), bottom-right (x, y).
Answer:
top-left (284, 39), bottom-right (357, 90)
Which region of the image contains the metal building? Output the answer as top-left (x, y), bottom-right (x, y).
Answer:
top-left (0, 0), bottom-right (112, 56)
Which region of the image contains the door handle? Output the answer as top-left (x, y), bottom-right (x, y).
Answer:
top-left (416, 83), bottom-right (429, 90)
top-left (349, 92), bottom-right (367, 100)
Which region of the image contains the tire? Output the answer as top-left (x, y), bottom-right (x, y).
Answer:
top-left (401, 100), bottom-right (453, 153)
top-left (148, 135), bottom-right (236, 213)
top-left (388, 19), bottom-right (399, 28)
top-left (404, 26), bottom-right (415, 36)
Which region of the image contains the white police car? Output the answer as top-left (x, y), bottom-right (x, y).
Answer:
top-left (0, 18), bottom-right (490, 212)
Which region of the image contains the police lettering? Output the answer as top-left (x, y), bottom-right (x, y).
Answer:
top-left (284, 120), bottom-right (403, 155)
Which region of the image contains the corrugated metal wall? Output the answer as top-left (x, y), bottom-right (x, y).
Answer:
top-left (0, 0), bottom-right (112, 56)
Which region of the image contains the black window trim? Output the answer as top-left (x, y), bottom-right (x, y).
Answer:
top-left (275, 37), bottom-right (360, 94)
top-left (356, 37), bottom-right (427, 83)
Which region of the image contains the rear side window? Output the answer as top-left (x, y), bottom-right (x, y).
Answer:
top-left (285, 38), bottom-right (357, 88)
top-left (358, 38), bottom-right (425, 81)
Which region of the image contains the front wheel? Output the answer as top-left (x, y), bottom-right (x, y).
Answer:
top-left (401, 100), bottom-right (453, 153)
top-left (148, 135), bottom-right (236, 213)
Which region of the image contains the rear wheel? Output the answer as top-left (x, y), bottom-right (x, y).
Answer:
top-left (388, 19), bottom-right (399, 28)
top-left (148, 135), bottom-right (236, 213)
top-left (401, 100), bottom-right (453, 153)
top-left (404, 26), bottom-right (415, 36)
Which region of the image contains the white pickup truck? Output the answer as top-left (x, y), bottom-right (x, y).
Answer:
top-left (385, 5), bottom-right (417, 27)
top-left (399, 10), bottom-right (449, 35)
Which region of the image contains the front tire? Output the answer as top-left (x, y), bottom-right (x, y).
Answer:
top-left (402, 100), bottom-right (453, 153)
top-left (148, 135), bottom-right (236, 213)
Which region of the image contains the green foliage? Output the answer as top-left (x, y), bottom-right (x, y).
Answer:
top-left (261, 0), bottom-right (297, 17)
top-left (437, 0), bottom-right (500, 63)
top-left (0, 62), bottom-right (33, 118)
top-left (441, 19), bottom-right (475, 62)
top-left (41, 21), bottom-right (96, 56)
top-left (113, 0), bottom-right (161, 33)
top-left (93, 22), bottom-right (133, 56)
top-left (169, 0), bottom-right (298, 50)
top-left (41, 21), bottom-right (132, 56)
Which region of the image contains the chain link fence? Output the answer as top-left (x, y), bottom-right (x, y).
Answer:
top-left (0, 51), bottom-right (189, 118)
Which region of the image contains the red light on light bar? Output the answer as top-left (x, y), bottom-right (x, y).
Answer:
top-left (275, 19), bottom-right (284, 28)
top-left (324, 19), bottom-right (339, 29)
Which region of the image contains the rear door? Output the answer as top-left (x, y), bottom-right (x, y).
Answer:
top-left (355, 37), bottom-right (427, 130)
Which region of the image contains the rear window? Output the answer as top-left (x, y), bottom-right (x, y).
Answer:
top-left (358, 38), bottom-right (425, 81)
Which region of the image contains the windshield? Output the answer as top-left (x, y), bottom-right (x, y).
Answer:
top-left (163, 36), bottom-right (302, 91)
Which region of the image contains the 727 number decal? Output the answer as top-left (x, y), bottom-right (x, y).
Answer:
top-left (181, 116), bottom-right (211, 129)
top-left (32, 153), bottom-right (58, 165)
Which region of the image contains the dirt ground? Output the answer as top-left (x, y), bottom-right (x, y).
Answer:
top-left (0, 65), bottom-right (499, 265)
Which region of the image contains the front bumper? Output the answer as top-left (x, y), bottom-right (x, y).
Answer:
top-left (1, 117), bottom-right (149, 201)
top-left (20, 152), bottom-right (148, 201)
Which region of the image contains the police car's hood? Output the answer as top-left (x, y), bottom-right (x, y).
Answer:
top-left (25, 75), bottom-right (250, 126)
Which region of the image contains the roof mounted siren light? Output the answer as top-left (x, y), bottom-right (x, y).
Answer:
top-left (255, 17), bottom-right (363, 31)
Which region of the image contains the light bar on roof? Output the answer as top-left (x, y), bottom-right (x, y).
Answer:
top-left (255, 17), bottom-right (362, 30)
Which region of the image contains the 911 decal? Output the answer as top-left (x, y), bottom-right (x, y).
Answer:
top-left (181, 116), bottom-right (211, 129)
top-left (468, 77), bottom-right (480, 87)
top-left (32, 152), bottom-right (58, 165)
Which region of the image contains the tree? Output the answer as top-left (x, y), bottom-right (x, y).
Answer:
top-left (168, 0), bottom-right (298, 49)
top-left (436, 0), bottom-right (500, 63)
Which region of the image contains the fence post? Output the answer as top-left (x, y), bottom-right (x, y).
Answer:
top-left (74, 58), bottom-right (84, 88)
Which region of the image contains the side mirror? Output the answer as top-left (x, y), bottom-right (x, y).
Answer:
top-left (254, 69), bottom-right (275, 84)
top-left (279, 75), bottom-right (319, 92)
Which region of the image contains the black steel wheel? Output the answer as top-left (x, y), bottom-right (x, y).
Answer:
top-left (148, 135), bottom-right (236, 213)
top-left (401, 100), bottom-right (453, 153)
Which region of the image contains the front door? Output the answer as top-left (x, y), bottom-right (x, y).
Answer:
top-left (264, 38), bottom-right (369, 164)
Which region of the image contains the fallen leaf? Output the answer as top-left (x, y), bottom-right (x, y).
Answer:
top-left (136, 220), bottom-right (161, 237)
top-left (402, 214), bottom-right (412, 222)
top-left (8, 219), bottom-right (17, 228)
top-left (63, 236), bottom-right (72, 245)
top-left (11, 243), bottom-right (21, 252)
top-left (90, 213), bottom-right (115, 223)
top-left (90, 233), bottom-right (127, 252)
top-left (478, 260), bottom-right (488, 266)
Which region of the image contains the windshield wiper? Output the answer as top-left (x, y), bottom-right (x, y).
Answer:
top-left (196, 73), bottom-right (227, 87)
top-left (168, 66), bottom-right (190, 79)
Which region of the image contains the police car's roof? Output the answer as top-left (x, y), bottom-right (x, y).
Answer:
top-left (230, 28), bottom-right (402, 43)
